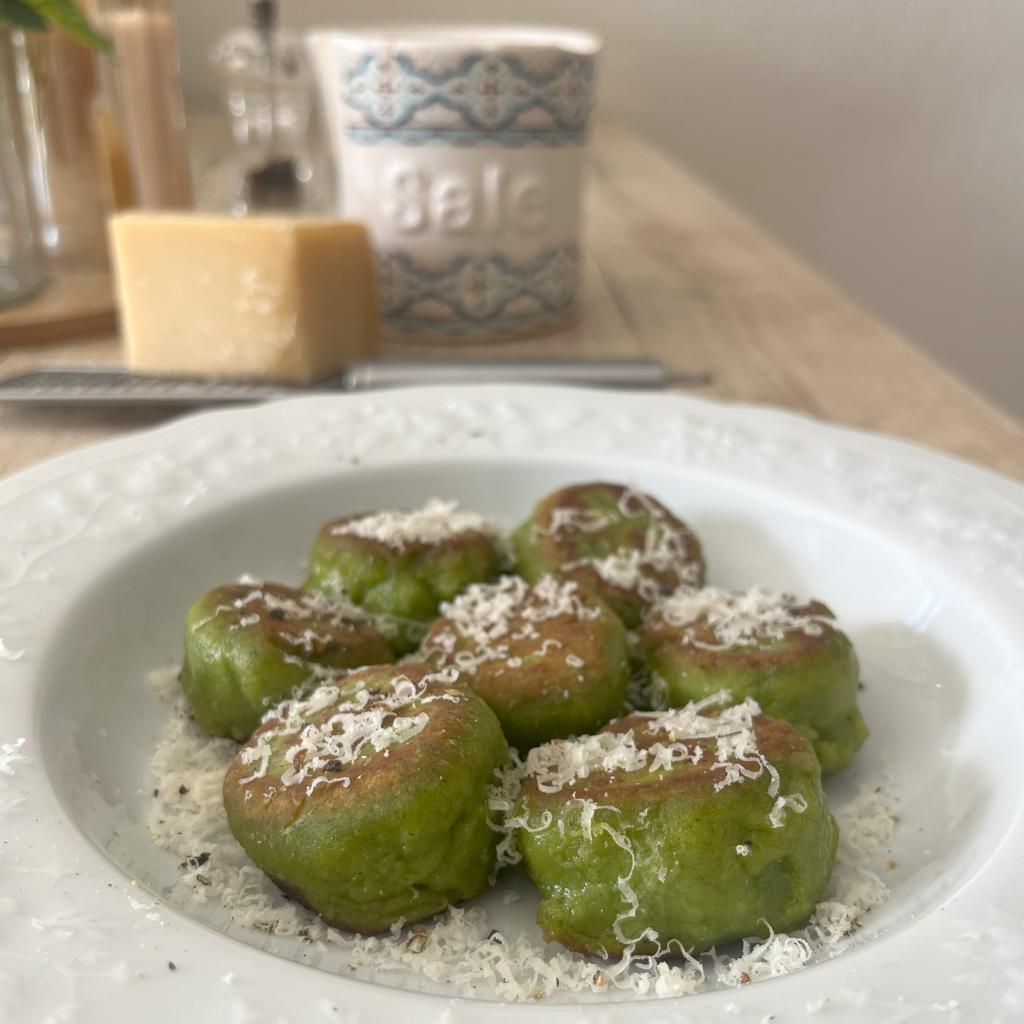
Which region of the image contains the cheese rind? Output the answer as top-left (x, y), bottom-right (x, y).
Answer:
top-left (111, 214), bottom-right (378, 383)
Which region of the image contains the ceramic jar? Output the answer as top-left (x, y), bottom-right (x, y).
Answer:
top-left (309, 26), bottom-right (601, 340)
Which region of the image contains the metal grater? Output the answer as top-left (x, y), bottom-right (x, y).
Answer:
top-left (0, 361), bottom-right (712, 408)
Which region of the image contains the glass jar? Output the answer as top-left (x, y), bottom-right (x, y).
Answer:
top-left (98, 0), bottom-right (192, 209)
top-left (14, 27), bottom-right (110, 271)
top-left (0, 30), bottom-right (46, 308)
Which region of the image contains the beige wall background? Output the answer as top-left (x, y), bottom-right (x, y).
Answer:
top-left (175, 1), bottom-right (1024, 421)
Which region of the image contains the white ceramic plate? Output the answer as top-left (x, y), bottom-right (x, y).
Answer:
top-left (1, 385), bottom-right (1022, 1024)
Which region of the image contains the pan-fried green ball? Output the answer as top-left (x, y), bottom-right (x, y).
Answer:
top-left (512, 482), bottom-right (704, 628)
top-left (223, 663), bottom-right (509, 934)
top-left (421, 575), bottom-right (630, 749)
top-left (639, 587), bottom-right (867, 775)
top-left (305, 499), bottom-right (508, 653)
top-left (516, 697), bottom-right (838, 956)
top-left (181, 580), bottom-right (394, 741)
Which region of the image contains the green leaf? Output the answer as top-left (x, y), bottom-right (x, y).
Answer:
top-left (0, 1), bottom-right (48, 30)
top-left (1, 0), bottom-right (113, 53)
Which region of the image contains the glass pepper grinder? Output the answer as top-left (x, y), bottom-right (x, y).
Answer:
top-left (203, 0), bottom-right (324, 215)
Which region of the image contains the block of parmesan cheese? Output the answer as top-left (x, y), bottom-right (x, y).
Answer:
top-left (111, 214), bottom-right (378, 383)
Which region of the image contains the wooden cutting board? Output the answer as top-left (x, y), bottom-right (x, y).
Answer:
top-left (0, 270), bottom-right (117, 347)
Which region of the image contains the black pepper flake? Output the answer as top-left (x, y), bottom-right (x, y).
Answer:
top-left (323, 759), bottom-right (344, 773)
top-left (178, 784), bottom-right (189, 796)
top-left (168, 961), bottom-right (177, 971)
top-left (195, 873), bottom-right (211, 886)
top-left (180, 851), bottom-right (210, 870)
top-left (152, 788), bottom-right (159, 797)
top-left (267, 608), bottom-right (286, 621)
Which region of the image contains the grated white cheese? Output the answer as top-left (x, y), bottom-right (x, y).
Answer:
top-left (808, 867), bottom-right (889, 945)
top-left (523, 693), bottom-right (766, 796)
top-left (198, 578), bottom-right (367, 626)
top-left (426, 574), bottom-right (600, 677)
top-left (803, 783), bottom-right (897, 946)
top-left (582, 522), bottom-right (702, 604)
top-left (525, 730), bottom-right (647, 793)
top-left (596, 820), bottom-right (660, 947)
top-left (538, 487), bottom-right (669, 541)
top-left (238, 668), bottom-right (458, 792)
top-left (0, 737), bottom-right (28, 776)
top-left (532, 503), bottom-right (616, 538)
top-left (148, 667), bottom-right (899, 1004)
top-left (769, 793), bottom-right (809, 829)
top-left (652, 586), bottom-right (833, 652)
top-left (571, 797), bottom-right (620, 842)
top-left (712, 924), bottom-right (813, 986)
top-left (0, 638), bottom-right (24, 662)
top-left (192, 579), bottom-right (381, 655)
top-left (543, 487), bottom-right (701, 603)
top-left (486, 754), bottom-right (529, 876)
top-left (329, 499), bottom-right (503, 550)
top-left (833, 782), bottom-right (898, 857)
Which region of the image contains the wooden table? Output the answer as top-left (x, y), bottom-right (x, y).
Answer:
top-left (2, 120), bottom-right (1023, 481)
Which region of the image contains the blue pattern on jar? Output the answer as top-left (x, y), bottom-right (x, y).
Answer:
top-left (344, 52), bottom-right (596, 134)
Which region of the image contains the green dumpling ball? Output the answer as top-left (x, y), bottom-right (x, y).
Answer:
top-left (305, 499), bottom-right (508, 653)
top-left (421, 574), bottom-right (630, 749)
top-left (223, 663), bottom-right (509, 934)
top-left (512, 482), bottom-right (705, 628)
top-left (639, 586), bottom-right (867, 775)
top-left (516, 696), bottom-right (838, 956)
top-left (181, 580), bottom-right (394, 741)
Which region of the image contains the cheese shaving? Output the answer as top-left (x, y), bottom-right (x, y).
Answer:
top-left (596, 820), bottom-right (659, 947)
top-left (583, 523), bottom-right (703, 603)
top-left (532, 504), bottom-right (616, 537)
top-left (570, 798), bottom-right (620, 842)
top-left (711, 923), bottom-right (813, 985)
top-left (523, 693), bottom-right (765, 795)
top-left (833, 783), bottom-right (898, 857)
top-left (192, 578), bottom-right (391, 652)
top-left (329, 499), bottom-right (503, 550)
top-left (486, 754), bottom-right (528, 876)
top-left (0, 737), bottom-right (28, 775)
top-left (198, 577), bottom-right (368, 630)
top-left (238, 668), bottom-right (458, 791)
top-left (769, 793), bottom-right (809, 829)
top-left (426, 574), bottom-right (600, 677)
top-left (543, 487), bottom-right (701, 602)
top-left (653, 586), bottom-right (834, 651)
top-left (537, 487), bottom-right (669, 540)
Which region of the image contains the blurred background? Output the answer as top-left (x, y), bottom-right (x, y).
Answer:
top-left (173, 0), bottom-right (1022, 418)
